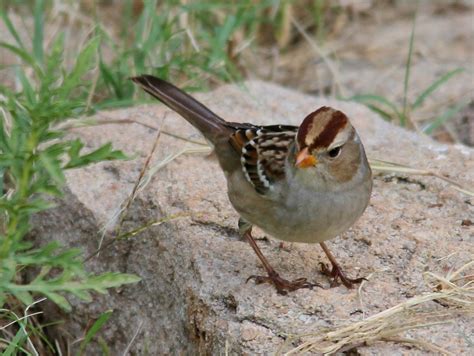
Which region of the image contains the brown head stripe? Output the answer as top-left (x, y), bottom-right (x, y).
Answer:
top-left (296, 107), bottom-right (331, 149)
top-left (297, 107), bottom-right (348, 150)
top-left (310, 110), bottom-right (348, 149)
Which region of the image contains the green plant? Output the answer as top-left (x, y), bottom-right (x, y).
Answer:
top-left (0, 3), bottom-right (140, 352)
top-left (346, 12), bottom-right (467, 133)
top-left (96, 0), bottom-right (278, 108)
top-left (0, 1), bottom-right (287, 351)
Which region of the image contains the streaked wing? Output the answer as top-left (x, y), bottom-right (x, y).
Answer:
top-left (227, 123), bottom-right (297, 195)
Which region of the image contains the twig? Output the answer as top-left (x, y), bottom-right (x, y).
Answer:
top-left (369, 158), bottom-right (474, 197)
top-left (84, 213), bottom-right (192, 262)
top-left (290, 16), bottom-right (345, 97)
top-left (113, 114), bottom-right (166, 239)
top-left (94, 114), bottom-right (166, 256)
top-left (122, 320), bottom-right (144, 356)
top-left (60, 116), bottom-right (208, 146)
top-left (94, 113), bottom-right (166, 261)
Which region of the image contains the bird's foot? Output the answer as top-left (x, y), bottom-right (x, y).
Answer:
top-left (319, 262), bottom-right (366, 288)
top-left (247, 271), bottom-right (320, 295)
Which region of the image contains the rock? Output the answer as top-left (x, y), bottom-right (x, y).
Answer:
top-left (32, 81), bottom-right (473, 354)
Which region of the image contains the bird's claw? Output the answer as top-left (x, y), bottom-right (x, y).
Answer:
top-left (247, 273), bottom-right (321, 295)
top-left (319, 262), bottom-right (366, 288)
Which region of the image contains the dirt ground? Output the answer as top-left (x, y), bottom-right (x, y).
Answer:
top-left (245, 1), bottom-right (474, 146)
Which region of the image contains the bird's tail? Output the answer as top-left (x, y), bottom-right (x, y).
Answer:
top-left (131, 75), bottom-right (229, 143)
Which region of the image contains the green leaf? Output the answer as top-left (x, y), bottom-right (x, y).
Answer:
top-left (217, 15), bottom-right (237, 48)
top-left (412, 68), bottom-right (465, 110)
top-left (42, 291), bottom-right (72, 311)
top-left (0, 118), bottom-right (10, 153)
top-left (70, 289), bottom-right (92, 302)
top-left (11, 290), bottom-right (33, 306)
top-left (41, 33), bottom-right (65, 91)
top-left (0, 257), bottom-right (17, 282)
top-left (66, 138), bottom-right (84, 159)
top-left (39, 151), bottom-right (66, 185)
top-left (20, 198), bottom-right (56, 214)
top-left (0, 42), bottom-right (37, 69)
top-left (0, 11), bottom-right (25, 49)
top-left (86, 273), bottom-right (141, 294)
top-left (79, 310), bottom-right (114, 355)
top-left (5, 272), bottom-right (140, 310)
top-left (34, 184), bottom-right (63, 197)
top-left (94, 98), bottom-right (136, 110)
top-left (17, 243), bottom-right (83, 269)
top-left (16, 67), bottom-right (36, 105)
top-left (39, 130), bottom-right (64, 143)
top-left (33, 0), bottom-right (45, 65)
top-left (63, 37), bottom-right (100, 93)
top-left (99, 60), bottom-right (121, 98)
top-left (65, 142), bottom-right (128, 169)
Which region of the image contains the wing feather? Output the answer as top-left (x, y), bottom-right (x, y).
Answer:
top-left (228, 124), bottom-right (297, 194)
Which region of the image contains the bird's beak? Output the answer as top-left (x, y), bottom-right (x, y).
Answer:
top-left (295, 147), bottom-right (317, 168)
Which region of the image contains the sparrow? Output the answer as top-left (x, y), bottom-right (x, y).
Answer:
top-left (132, 75), bottom-right (372, 295)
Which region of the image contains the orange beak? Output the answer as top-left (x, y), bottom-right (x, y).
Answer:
top-left (295, 147), bottom-right (317, 168)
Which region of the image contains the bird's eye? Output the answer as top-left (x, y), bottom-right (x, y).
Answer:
top-left (328, 146), bottom-right (342, 158)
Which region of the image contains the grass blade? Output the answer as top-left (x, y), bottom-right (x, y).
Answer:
top-left (99, 60), bottom-right (121, 98)
top-left (3, 327), bottom-right (28, 355)
top-left (346, 94), bottom-right (401, 117)
top-left (412, 68), bottom-right (465, 110)
top-left (0, 11), bottom-right (25, 49)
top-left (79, 310), bottom-right (113, 355)
top-left (364, 103), bottom-right (394, 121)
top-left (0, 42), bottom-right (37, 69)
top-left (402, 7), bottom-right (418, 124)
top-left (422, 100), bottom-right (469, 135)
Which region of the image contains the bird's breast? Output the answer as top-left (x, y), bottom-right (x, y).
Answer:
top-left (226, 171), bottom-right (371, 244)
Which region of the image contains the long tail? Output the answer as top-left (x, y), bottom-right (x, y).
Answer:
top-left (131, 75), bottom-right (229, 143)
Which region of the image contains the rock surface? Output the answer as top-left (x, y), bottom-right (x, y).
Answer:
top-left (33, 81), bottom-right (473, 354)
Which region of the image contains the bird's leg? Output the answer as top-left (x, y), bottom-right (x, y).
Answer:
top-left (239, 219), bottom-right (319, 295)
top-left (319, 242), bottom-right (366, 288)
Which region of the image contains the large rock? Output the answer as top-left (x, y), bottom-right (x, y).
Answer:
top-left (33, 81), bottom-right (473, 354)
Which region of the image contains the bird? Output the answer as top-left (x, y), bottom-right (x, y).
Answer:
top-left (131, 75), bottom-right (373, 295)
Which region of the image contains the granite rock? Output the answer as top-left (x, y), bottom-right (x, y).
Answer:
top-left (32, 81), bottom-right (473, 354)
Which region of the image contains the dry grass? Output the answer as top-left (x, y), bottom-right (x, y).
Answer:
top-left (279, 261), bottom-right (473, 355)
top-left (84, 112), bottom-right (210, 261)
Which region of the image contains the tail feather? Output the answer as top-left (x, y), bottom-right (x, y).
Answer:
top-left (131, 75), bottom-right (228, 143)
